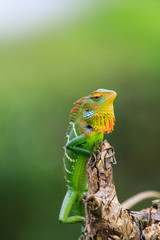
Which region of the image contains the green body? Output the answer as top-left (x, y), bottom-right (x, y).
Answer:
top-left (59, 89), bottom-right (117, 224)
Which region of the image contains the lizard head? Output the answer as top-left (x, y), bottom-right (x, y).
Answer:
top-left (82, 89), bottom-right (117, 133)
top-left (70, 89), bottom-right (117, 134)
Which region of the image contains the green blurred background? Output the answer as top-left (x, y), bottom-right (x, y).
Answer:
top-left (0, 1), bottom-right (160, 239)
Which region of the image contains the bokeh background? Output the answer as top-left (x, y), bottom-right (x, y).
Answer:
top-left (0, 0), bottom-right (160, 239)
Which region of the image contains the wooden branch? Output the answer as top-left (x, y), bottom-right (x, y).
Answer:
top-left (82, 141), bottom-right (160, 240)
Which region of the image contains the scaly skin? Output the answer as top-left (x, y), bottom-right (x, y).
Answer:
top-left (59, 89), bottom-right (117, 224)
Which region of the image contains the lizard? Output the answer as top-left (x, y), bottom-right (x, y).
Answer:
top-left (59, 89), bottom-right (160, 224)
top-left (59, 88), bottom-right (117, 224)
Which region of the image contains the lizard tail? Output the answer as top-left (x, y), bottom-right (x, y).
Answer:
top-left (121, 190), bottom-right (160, 209)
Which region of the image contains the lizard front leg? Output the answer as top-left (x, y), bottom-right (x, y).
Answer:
top-left (66, 134), bottom-right (92, 156)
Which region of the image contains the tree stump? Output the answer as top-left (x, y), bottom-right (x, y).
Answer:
top-left (82, 141), bottom-right (160, 240)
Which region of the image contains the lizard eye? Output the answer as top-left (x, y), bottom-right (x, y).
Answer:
top-left (94, 96), bottom-right (100, 100)
top-left (86, 107), bottom-right (89, 111)
top-left (90, 93), bottom-right (102, 101)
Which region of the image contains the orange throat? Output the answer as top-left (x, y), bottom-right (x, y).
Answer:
top-left (90, 114), bottom-right (115, 133)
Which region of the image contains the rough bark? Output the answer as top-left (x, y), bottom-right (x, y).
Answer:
top-left (82, 140), bottom-right (160, 240)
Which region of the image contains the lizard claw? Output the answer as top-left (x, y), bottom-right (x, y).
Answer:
top-left (91, 152), bottom-right (97, 168)
top-left (88, 152), bottom-right (96, 167)
top-left (88, 151), bottom-right (101, 168)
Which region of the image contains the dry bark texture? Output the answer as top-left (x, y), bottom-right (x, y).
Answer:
top-left (82, 141), bottom-right (160, 240)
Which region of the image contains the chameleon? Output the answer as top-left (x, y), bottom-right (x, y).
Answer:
top-left (59, 88), bottom-right (117, 224)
